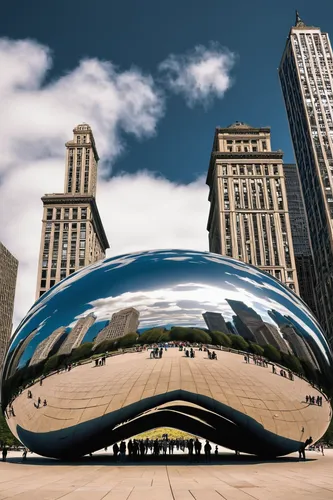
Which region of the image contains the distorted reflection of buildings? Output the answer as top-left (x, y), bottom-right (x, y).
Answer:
top-left (29, 327), bottom-right (67, 367)
top-left (227, 300), bottom-right (266, 342)
top-left (94, 307), bottom-right (140, 347)
top-left (202, 311), bottom-right (231, 334)
top-left (254, 322), bottom-right (290, 354)
top-left (58, 313), bottom-right (96, 356)
top-left (6, 328), bottom-right (38, 378)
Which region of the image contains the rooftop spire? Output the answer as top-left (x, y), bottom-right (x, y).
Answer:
top-left (295, 10), bottom-right (305, 27)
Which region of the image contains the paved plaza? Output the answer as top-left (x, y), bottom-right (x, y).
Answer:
top-left (0, 449), bottom-right (332, 499)
top-left (8, 348), bottom-right (330, 445)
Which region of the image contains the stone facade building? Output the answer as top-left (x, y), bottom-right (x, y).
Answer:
top-left (283, 163), bottom-right (317, 314)
top-left (206, 122), bottom-right (299, 293)
top-left (36, 124), bottom-right (109, 299)
top-left (0, 242), bottom-right (18, 368)
top-left (279, 12), bottom-right (333, 344)
top-left (94, 308), bottom-right (140, 346)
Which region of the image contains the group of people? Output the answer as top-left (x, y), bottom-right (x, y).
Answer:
top-left (244, 354), bottom-right (268, 367)
top-left (94, 356), bottom-right (107, 367)
top-left (305, 395), bottom-right (323, 406)
top-left (109, 438), bottom-right (216, 461)
top-left (27, 390), bottom-right (47, 409)
top-left (185, 348), bottom-right (195, 358)
top-left (206, 350), bottom-right (217, 360)
top-left (271, 365), bottom-right (294, 380)
top-left (150, 347), bottom-right (164, 359)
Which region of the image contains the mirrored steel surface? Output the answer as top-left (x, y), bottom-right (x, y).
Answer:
top-left (2, 250), bottom-right (332, 459)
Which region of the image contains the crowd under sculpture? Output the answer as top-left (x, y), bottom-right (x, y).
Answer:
top-left (1, 250), bottom-right (332, 459)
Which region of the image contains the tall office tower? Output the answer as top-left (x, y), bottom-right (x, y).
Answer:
top-left (94, 307), bottom-right (140, 347)
top-left (29, 327), bottom-right (67, 366)
top-left (279, 13), bottom-right (333, 343)
top-left (283, 164), bottom-right (317, 314)
top-left (0, 242), bottom-right (18, 369)
top-left (36, 124), bottom-right (109, 299)
top-left (202, 311), bottom-right (230, 333)
top-left (57, 313), bottom-right (96, 356)
top-left (206, 122), bottom-right (299, 293)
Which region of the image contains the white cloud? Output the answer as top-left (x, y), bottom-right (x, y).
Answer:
top-left (159, 42), bottom-right (235, 107)
top-left (0, 38), bottom-right (209, 328)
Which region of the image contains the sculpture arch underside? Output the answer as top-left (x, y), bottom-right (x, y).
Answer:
top-left (16, 390), bottom-right (302, 459)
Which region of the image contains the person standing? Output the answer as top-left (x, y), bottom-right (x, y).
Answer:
top-left (113, 442), bottom-right (119, 460)
top-left (194, 438), bottom-right (202, 458)
top-left (204, 440), bottom-right (212, 462)
top-left (119, 441), bottom-right (126, 462)
top-left (2, 448), bottom-right (7, 462)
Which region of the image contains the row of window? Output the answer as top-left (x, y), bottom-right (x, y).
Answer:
top-left (220, 164), bottom-right (280, 176)
top-left (223, 138), bottom-right (268, 153)
top-left (222, 177), bottom-right (285, 211)
top-left (223, 212), bottom-right (292, 268)
top-left (46, 207), bottom-right (87, 221)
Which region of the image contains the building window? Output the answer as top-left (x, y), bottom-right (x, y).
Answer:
top-left (46, 208), bottom-right (53, 220)
top-left (40, 279), bottom-right (46, 288)
top-left (45, 222), bottom-right (52, 232)
top-left (39, 291), bottom-right (45, 297)
top-left (60, 270), bottom-right (66, 280)
top-left (79, 259), bottom-right (85, 266)
top-left (81, 208), bottom-right (87, 219)
top-left (77, 135), bottom-right (81, 144)
top-left (64, 208), bottom-right (69, 220)
top-left (56, 209), bottom-right (61, 220)
top-left (73, 208), bottom-right (78, 220)
top-left (42, 260), bottom-right (48, 268)
top-left (42, 270), bottom-right (47, 279)
top-left (262, 141), bottom-right (267, 151)
top-left (50, 280), bottom-right (55, 287)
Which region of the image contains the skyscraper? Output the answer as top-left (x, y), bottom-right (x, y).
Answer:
top-left (57, 314), bottom-right (96, 356)
top-left (29, 327), bottom-right (67, 366)
top-left (0, 242), bottom-right (18, 369)
top-left (36, 124), bottom-right (109, 299)
top-left (202, 311), bottom-right (230, 333)
top-left (94, 307), bottom-right (140, 347)
top-left (206, 122), bottom-right (299, 293)
top-left (283, 164), bottom-right (317, 314)
top-left (279, 13), bottom-right (333, 343)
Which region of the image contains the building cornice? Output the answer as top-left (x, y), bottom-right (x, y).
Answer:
top-left (42, 193), bottom-right (109, 250)
top-left (215, 127), bottom-right (271, 135)
top-left (206, 151), bottom-right (284, 186)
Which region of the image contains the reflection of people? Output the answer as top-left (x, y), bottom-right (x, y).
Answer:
top-left (2, 448), bottom-right (7, 462)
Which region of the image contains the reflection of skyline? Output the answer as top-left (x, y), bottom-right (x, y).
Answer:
top-left (6, 328), bottom-right (38, 378)
top-left (29, 327), bottom-right (67, 367)
top-left (202, 312), bottom-right (231, 334)
top-left (94, 307), bottom-right (140, 347)
top-left (5, 250), bottom-right (332, 376)
top-left (58, 314), bottom-right (96, 356)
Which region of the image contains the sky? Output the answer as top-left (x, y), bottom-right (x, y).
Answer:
top-left (1, 0), bottom-right (333, 327)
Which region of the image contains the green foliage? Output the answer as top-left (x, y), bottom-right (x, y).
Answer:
top-left (169, 327), bottom-right (212, 344)
top-left (139, 328), bottom-right (167, 344)
top-left (280, 352), bottom-right (304, 375)
top-left (68, 342), bottom-right (93, 363)
top-left (229, 334), bottom-right (249, 351)
top-left (118, 333), bottom-right (139, 348)
top-left (43, 354), bottom-right (67, 374)
top-left (93, 339), bottom-right (116, 354)
top-left (210, 331), bottom-right (232, 347)
top-left (248, 343), bottom-right (264, 356)
top-left (263, 344), bottom-right (281, 363)
top-left (0, 414), bottom-right (20, 447)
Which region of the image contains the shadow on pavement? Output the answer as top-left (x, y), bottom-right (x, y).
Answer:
top-left (5, 452), bottom-right (317, 467)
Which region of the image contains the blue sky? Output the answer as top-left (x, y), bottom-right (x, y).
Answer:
top-left (2, 0), bottom-right (332, 181)
top-left (1, 0), bottom-right (333, 325)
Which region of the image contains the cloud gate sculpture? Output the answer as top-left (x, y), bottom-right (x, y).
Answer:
top-left (2, 250), bottom-right (332, 459)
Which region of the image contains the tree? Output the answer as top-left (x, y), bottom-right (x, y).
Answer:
top-left (169, 327), bottom-right (212, 344)
top-left (248, 343), bottom-right (264, 356)
top-left (263, 344), bottom-right (281, 363)
top-left (139, 328), bottom-right (169, 344)
top-left (43, 354), bottom-right (67, 374)
top-left (280, 352), bottom-right (304, 375)
top-left (229, 334), bottom-right (249, 351)
top-left (69, 342), bottom-right (93, 363)
top-left (0, 414), bottom-right (20, 447)
top-left (118, 333), bottom-right (139, 348)
top-left (210, 331), bottom-right (232, 347)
